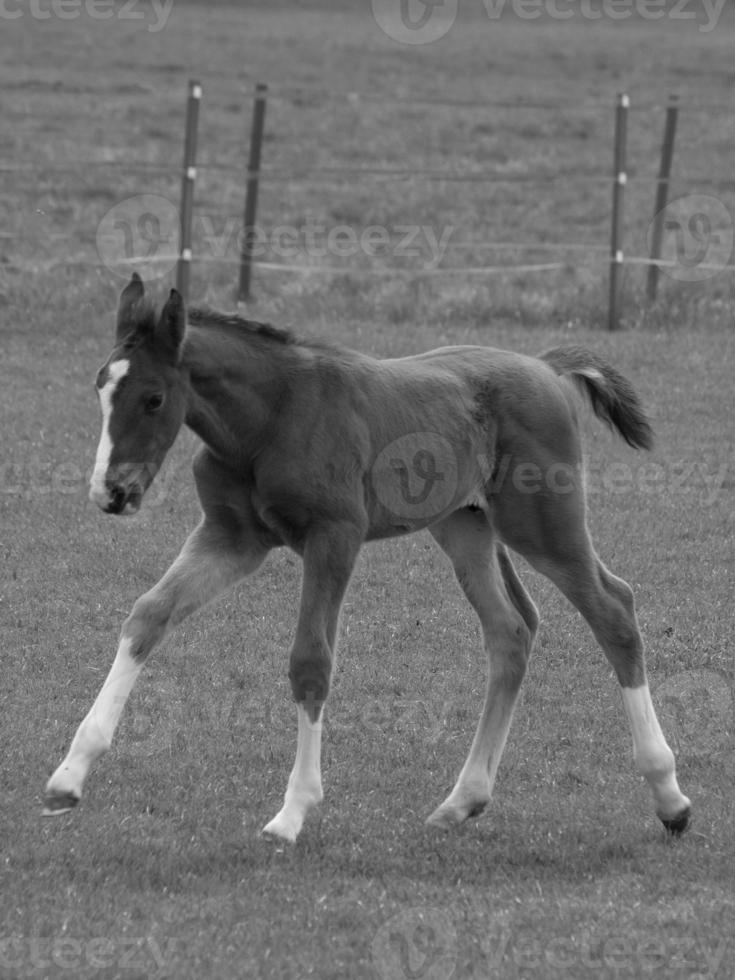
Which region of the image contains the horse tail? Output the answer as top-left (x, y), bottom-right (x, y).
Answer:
top-left (540, 346), bottom-right (653, 451)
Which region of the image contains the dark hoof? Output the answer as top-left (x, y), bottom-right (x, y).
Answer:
top-left (660, 806), bottom-right (691, 836)
top-left (42, 793), bottom-right (80, 817)
top-left (467, 802), bottom-right (487, 819)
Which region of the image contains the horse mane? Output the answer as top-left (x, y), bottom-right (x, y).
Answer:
top-left (187, 307), bottom-right (296, 346)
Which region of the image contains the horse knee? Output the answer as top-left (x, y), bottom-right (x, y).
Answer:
top-left (603, 571), bottom-right (637, 619)
top-left (121, 594), bottom-right (169, 662)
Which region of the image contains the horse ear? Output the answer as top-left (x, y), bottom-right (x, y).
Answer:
top-left (116, 272), bottom-right (145, 341)
top-left (156, 287), bottom-right (186, 360)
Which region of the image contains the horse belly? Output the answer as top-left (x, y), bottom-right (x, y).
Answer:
top-left (365, 435), bottom-right (489, 540)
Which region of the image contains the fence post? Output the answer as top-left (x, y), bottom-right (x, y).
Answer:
top-left (608, 92), bottom-right (629, 331)
top-left (646, 95), bottom-right (679, 303)
top-left (176, 79), bottom-right (201, 304)
top-left (238, 82), bottom-right (268, 303)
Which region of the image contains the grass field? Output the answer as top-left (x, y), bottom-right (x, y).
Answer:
top-left (1, 2), bottom-right (735, 979)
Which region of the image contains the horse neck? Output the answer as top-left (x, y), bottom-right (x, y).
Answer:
top-left (180, 323), bottom-right (295, 463)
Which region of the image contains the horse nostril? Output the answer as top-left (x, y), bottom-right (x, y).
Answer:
top-left (106, 486), bottom-right (127, 514)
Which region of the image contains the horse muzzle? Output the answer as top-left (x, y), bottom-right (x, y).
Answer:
top-left (102, 483), bottom-right (144, 515)
top-left (89, 465), bottom-right (152, 515)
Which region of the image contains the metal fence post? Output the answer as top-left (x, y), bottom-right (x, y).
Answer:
top-left (647, 95), bottom-right (679, 303)
top-left (608, 92), bottom-right (629, 330)
top-left (176, 79), bottom-right (202, 304)
top-left (238, 83), bottom-right (268, 302)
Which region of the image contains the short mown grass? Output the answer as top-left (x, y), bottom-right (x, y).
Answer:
top-left (2, 4), bottom-right (734, 979)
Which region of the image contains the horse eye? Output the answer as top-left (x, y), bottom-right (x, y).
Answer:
top-left (145, 392), bottom-right (165, 413)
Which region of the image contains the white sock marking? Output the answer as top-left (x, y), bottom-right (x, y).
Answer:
top-left (621, 685), bottom-right (690, 819)
top-left (90, 358), bottom-right (130, 509)
top-left (262, 703), bottom-right (324, 842)
top-left (45, 636), bottom-right (143, 804)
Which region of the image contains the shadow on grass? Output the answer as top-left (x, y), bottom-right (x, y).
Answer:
top-left (33, 797), bottom-right (696, 895)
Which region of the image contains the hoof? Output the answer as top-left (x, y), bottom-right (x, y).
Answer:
top-left (42, 793), bottom-right (80, 817)
top-left (425, 813), bottom-right (451, 831)
top-left (260, 814), bottom-right (299, 844)
top-left (426, 796), bottom-right (488, 830)
top-left (260, 828), bottom-right (296, 845)
top-left (426, 805), bottom-right (456, 831)
top-left (660, 806), bottom-right (691, 836)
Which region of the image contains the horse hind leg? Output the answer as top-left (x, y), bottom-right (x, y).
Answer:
top-left (594, 563), bottom-right (691, 833)
top-left (517, 517), bottom-right (691, 835)
top-left (426, 510), bottom-right (538, 829)
top-left (261, 520), bottom-right (364, 844)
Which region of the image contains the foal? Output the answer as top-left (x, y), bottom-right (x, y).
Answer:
top-left (44, 274), bottom-right (691, 842)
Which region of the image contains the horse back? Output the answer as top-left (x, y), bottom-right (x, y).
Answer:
top-left (268, 344), bottom-right (582, 541)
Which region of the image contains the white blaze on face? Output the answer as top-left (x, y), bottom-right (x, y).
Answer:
top-left (90, 358), bottom-right (130, 509)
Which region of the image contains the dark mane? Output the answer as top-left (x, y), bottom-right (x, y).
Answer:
top-left (187, 307), bottom-right (296, 346)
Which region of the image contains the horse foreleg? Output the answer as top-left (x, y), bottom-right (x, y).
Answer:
top-left (261, 701), bottom-right (325, 844)
top-left (262, 521), bottom-right (363, 843)
top-left (43, 521), bottom-right (267, 815)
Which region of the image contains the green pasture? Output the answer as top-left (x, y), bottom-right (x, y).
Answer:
top-left (1, 3), bottom-right (734, 979)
